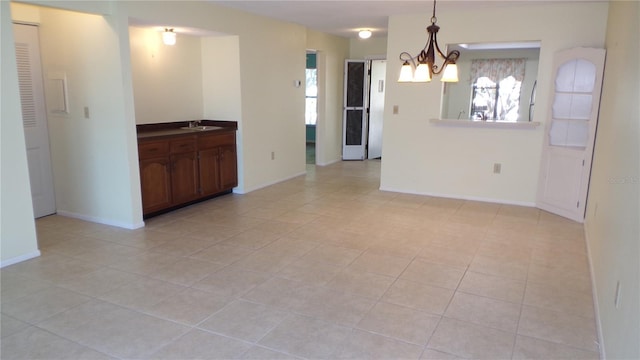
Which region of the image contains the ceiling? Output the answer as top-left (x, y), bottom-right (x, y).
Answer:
top-left (207, 0), bottom-right (598, 39)
top-left (130, 1), bottom-right (604, 39)
top-left (209, 0), bottom-right (443, 38)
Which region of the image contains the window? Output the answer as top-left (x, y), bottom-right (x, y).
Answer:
top-left (470, 58), bottom-right (525, 121)
top-left (305, 68), bottom-right (317, 125)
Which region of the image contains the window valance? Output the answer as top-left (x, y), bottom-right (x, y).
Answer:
top-left (471, 58), bottom-right (526, 83)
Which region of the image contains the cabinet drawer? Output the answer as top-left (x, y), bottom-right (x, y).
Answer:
top-left (170, 137), bottom-right (196, 153)
top-left (138, 141), bottom-right (169, 159)
top-left (198, 132), bottom-right (236, 149)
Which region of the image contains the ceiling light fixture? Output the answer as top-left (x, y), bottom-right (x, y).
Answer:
top-left (162, 28), bottom-right (177, 46)
top-left (398, 0), bottom-right (460, 83)
top-left (358, 30), bottom-right (372, 39)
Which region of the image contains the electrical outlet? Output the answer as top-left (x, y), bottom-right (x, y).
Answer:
top-left (271, 151), bottom-right (275, 160)
top-left (493, 163), bottom-right (501, 174)
top-left (615, 281), bottom-right (621, 309)
top-left (83, 106), bottom-right (90, 119)
top-left (393, 105), bottom-right (399, 114)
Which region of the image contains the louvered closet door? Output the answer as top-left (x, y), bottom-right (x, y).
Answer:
top-left (14, 23), bottom-right (56, 218)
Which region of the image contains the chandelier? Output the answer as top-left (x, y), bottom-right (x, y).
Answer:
top-left (398, 0), bottom-right (460, 83)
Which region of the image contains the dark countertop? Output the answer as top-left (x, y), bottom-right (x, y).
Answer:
top-left (136, 120), bottom-right (237, 140)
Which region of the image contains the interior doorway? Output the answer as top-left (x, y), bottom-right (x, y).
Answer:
top-left (305, 51), bottom-right (317, 164)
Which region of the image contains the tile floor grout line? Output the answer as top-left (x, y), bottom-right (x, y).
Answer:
top-left (4, 161), bottom-right (599, 359)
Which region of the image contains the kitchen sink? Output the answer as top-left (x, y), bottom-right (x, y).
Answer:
top-left (180, 125), bottom-right (223, 131)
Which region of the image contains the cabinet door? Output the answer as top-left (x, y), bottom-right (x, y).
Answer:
top-left (140, 157), bottom-right (172, 214)
top-left (199, 148), bottom-right (222, 196)
top-left (219, 145), bottom-right (238, 190)
top-left (170, 152), bottom-right (199, 204)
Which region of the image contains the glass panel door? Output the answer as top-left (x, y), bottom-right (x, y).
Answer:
top-left (342, 60), bottom-right (367, 160)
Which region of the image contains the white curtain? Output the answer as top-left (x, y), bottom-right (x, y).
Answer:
top-left (471, 58), bottom-right (526, 83)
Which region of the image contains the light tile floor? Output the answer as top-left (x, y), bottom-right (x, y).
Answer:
top-left (1, 161), bottom-right (600, 359)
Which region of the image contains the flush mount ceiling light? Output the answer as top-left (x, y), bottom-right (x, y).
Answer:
top-left (398, 0), bottom-right (460, 83)
top-left (358, 30), bottom-right (372, 39)
top-left (162, 28), bottom-right (177, 46)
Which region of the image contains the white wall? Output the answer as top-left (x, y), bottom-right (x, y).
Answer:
top-left (350, 36), bottom-right (387, 59)
top-left (235, 13), bottom-right (306, 191)
top-left (382, 2), bottom-right (608, 205)
top-left (584, 1), bottom-right (640, 359)
top-left (1, 1), bottom-right (40, 267)
top-left (28, 5), bottom-right (142, 228)
top-left (201, 35), bottom-right (243, 188)
top-left (201, 36), bottom-right (241, 122)
top-left (129, 26), bottom-right (204, 124)
top-left (307, 30), bottom-right (350, 166)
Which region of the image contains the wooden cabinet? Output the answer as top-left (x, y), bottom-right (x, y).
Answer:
top-left (219, 144), bottom-right (238, 190)
top-left (139, 140), bottom-right (173, 214)
top-left (139, 157), bottom-right (171, 214)
top-left (198, 132), bottom-right (238, 196)
top-left (198, 148), bottom-right (222, 196)
top-left (138, 128), bottom-right (237, 217)
top-left (168, 137), bottom-right (199, 204)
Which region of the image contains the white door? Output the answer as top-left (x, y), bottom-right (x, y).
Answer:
top-left (536, 47), bottom-right (606, 222)
top-left (342, 60), bottom-right (368, 160)
top-left (14, 23), bottom-right (56, 218)
top-left (368, 60), bottom-right (386, 159)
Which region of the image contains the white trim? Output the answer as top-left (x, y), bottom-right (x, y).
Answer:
top-left (379, 186), bottom-right (536, 207)
top-left (233, 171), bottom-right (307, 194)
top-left (55, 210), bottom-right (144, 230)
top-left (536, 201), bottom-right (585, 223)
top-left (12, 20), bottom-right (40, 26)
top-left (316, 158), bottom-right (341, 167)
top-left (583, 219), bottom-right (606, 359)
top-left (430, 118), bottom-right (541, 129)
top-left (1, 250), bottom-right (41, 268)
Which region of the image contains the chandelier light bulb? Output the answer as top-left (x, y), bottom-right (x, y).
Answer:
top-left (441, 63), bottom-right (459, 82)
top-left (398, 61), bottom-right (414, 82)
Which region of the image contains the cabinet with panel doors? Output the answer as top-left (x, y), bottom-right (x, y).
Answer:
top-left (137, 122), bottom-right (237, 217)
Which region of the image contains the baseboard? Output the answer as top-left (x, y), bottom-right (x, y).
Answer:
top-left (233, 171), bottom-right (307, 194)
top-left (56, 210), bottom-right (145, 230)
top-left (1, 250), bottom-right (41, 268)
top-left (583, 219), bottom-right (606, 359)
top-left (378, 186), bottom-right (536, 207)
top-left (316, 158), bottom-right (341, 167)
